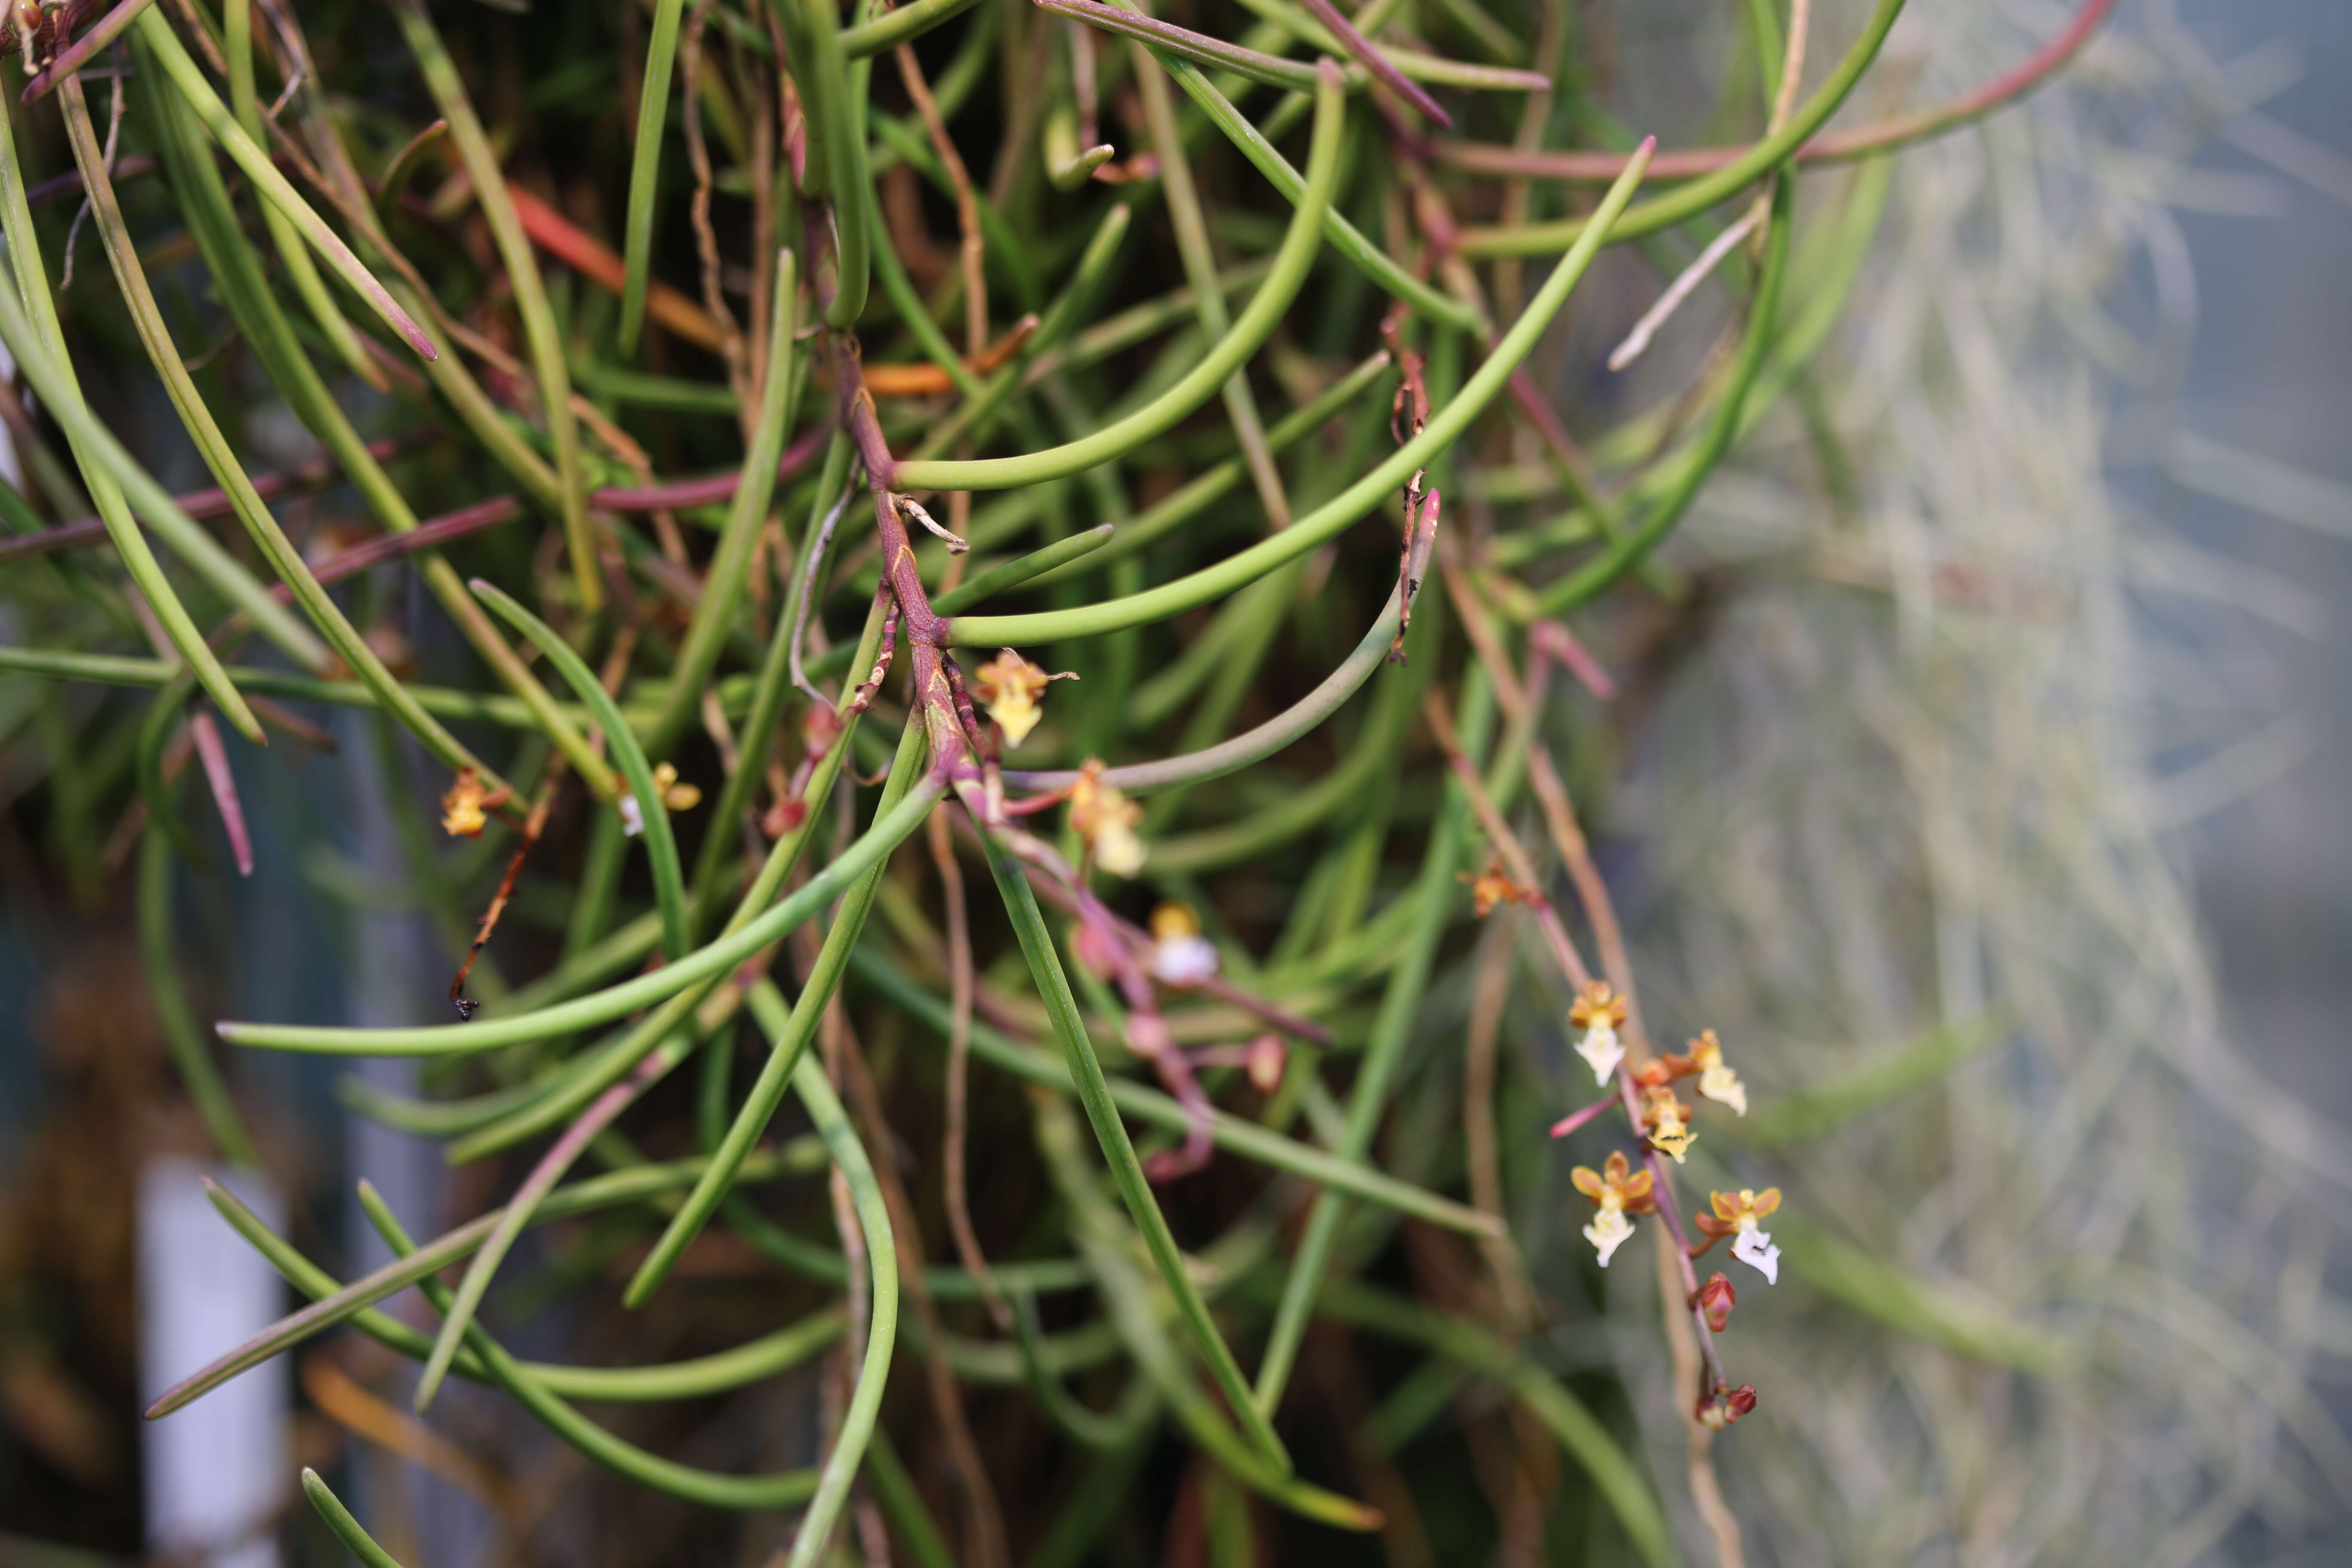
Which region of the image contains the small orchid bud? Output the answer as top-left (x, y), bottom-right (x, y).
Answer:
top-left (1244, 1033), bottom-right (1287, 1093)
top-left (1696, 1383), bottom-right (1758, 1430)
top-left (1694, 1271), bottom-right (1737, 1334)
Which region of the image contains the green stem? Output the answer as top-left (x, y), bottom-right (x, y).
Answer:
top-left (222, 0), bottom-right (377, 386)
top-left (624, 720), bottom-right (928, 1307)
top-left (0, 108), bottom-right (271, 739)
top-left (132, 55), bottom-right (618, 798)
top-left (786, 0), bottom-right (875, 328)
top-left (147, 1149), bottom-right (821, 1417)
top-left (346, 1183), bottom-right (822, 1508)
top-left (302, 1470), bottom-right (409, 1568)
top-left (1253, 668), bottom-right (1490, 1412)
top-left (133, 9), bottom-right (438, 360)
top-left (1116, 8), bottom-right (1480, 334)
top-left (755, 983), bottom-right (900, 1568)
top-left (1314, 1282), bottom-right (1680, 1567)
top-left (62, 76), bottom-right (505, 790)
top-left (1456, 0), bottom-right (1905, 256)
top-left (643, 251), bottom-right (802, 753)
top-left (686, 432), bottom-right (854, 923)
top-left (978, 829), bottom-right (1292, 1476)
top-left (1026, 352), bottom-right (1391, 587)
top-left (470, 582), bottom-right (689, 957)
top-left (389, 0), bottom-right (596, 609)
top-left (217, 751), bottom-right (943, 1058)
top-left (621, 0), bottom-right (691, 354)
top-left (139, 826), bottom-right (260, 1165)
top-left (891, 63), bottom-right (1344, 493)
top-left (840, 0), bottom-right (988, 58)
top-left (850, 944), bottom-right (1500, 1234)
top-left (1534, 175), bottom-right (1791, 614)
top-left (946, 140), bottom-right (1654, 646)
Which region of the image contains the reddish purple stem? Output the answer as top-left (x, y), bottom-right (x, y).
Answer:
top-left (589, 426), bottom-right (830, 513)
top-left (0, 435), bottom-right (422, 568)
top-left (21, 0), bottom-right (158, 103)
top-left (1298, 0), bottom-right (1451, 128)
top-left (1547, 1092), bottom-right (1617, 1140)
top-left (188, 710), bottom-right (254, 876)
top-left (1531, 619), bottom-right (1618, 702)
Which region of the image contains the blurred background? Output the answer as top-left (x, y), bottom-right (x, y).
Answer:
top-left (3, 1), bottom-right (2351, 1564)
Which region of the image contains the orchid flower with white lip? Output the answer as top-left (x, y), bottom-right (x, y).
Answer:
top-left (1687, 1028), bottom-right (1748, 1116)
top-left (1148, 902), bottom-right (1219, 986)
top-left (1583, 1205), bottom-right (1635, 1267)
top-left (618, 763), bottom-right (699, 839)
top-left (1695, 1187), bottom-right (1783, 1284)
top-left (1569, 1150), bottom-right (1654, 1268)
top-left (1642, 1084), bottom-right (1696, 1164)
top-left (1568, 981), bottom-right (1629, 1085)
top-left (1068, 761), bottom-right (1146, 877)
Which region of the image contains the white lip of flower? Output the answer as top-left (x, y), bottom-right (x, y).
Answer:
top-left (1093, 823), bottom-right (1146, 877)
top-left (618, 794), bottom-right (645, 837)
top-left (1575, 1020), bottom-right (1624, 1084)
top-left (1699, 1061), bottom-right (1748, 1116)
top-left (1732, 1222), bottom-right (1780, 1284)
top-left (1583, 1204), bottom-right (1635, 1268)
top-left (1150, 934), bottom-right (1219, 986)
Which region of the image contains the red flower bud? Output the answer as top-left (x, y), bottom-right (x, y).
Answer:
top-left (1696, 1382), bottom-right (1759, 1430)
top-left (1694, 1271), bottom-right (1736, 1334)
top-left (1245, 1033), bottom-right (1288, 1093)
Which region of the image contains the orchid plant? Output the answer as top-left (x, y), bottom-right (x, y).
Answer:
top-left (0, 0), bottom-right (2119, 1562)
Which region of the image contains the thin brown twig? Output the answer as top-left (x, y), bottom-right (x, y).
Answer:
top-left (448, 755), bottom-right (566, 1019)
top-left (1421, 691), bottom-right (1593, 992)
top-left (1464, 924), bottom-right (1540, 1332)
top-left (1657, 1232), bottom-right (1747, 1568)
top-left (680, 0), bottom-right (752, 426)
